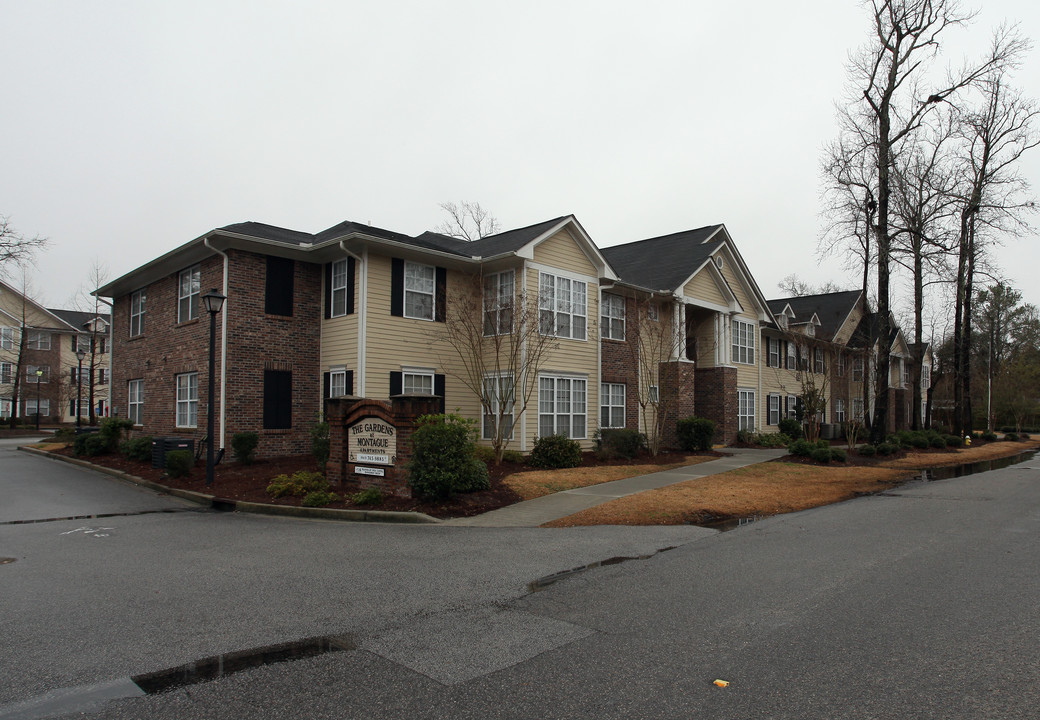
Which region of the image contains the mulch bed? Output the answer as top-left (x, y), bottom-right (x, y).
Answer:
top-left (51, 446), bottom-right (719, 519)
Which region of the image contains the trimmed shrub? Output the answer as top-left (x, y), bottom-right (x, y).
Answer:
top-left (74, 432), bottom-right (109, 457)
top-left (311, 421), bottom-right (330, 467)
top-left (910, 434), bottom-right (929, 449)
top-left (810, 447), bottom-right (832, 463)
top-left (778, 418), bottom-right (803, 441)
top-left (735, 428), bottom-right (755, 445)
top-left (474, 445), bottom-right (526, 465)
top-left (98, 417), bottom-right (134, 453)
top-left (876, 443), bottom-right (898, 456)
top-left (231, 432), bottom-right (259, 465)
top-left (830, 448), bottom-right (847, 462)
top-left (857, 444), bottom-right (876, 457)
top-left (755, 432), bottom-right (791, 448)
top-left (267, 471), bottom-right (329, 498)
top-left (408, 413), bottom-right (490, 499)
top-left (530, 433), bottom-right (582, 469)
top-left (119, 435), bottom-right (153, 462)
top-left (789, 439), bottom-right (815, 457)
top-left (930, 435), bottom-right (947, 449)
top-left (302, 490), bottom-right (338, 507)
top-left (945, 435), bottom-right (963, 447)
top-left (1004, 432), bottom-right (1020, 442)
top-left (597, 428), bottom-right (645, 459)
top-left (676, 416), bottom-right (716, 451)
top-left (165, 450), bottom-right (194, 478)
top-left (53, 427), bottom-right (76, 443)
top-left (981, 431), bottom-right (998, 442)
top-left (351, 487), bottom-right (384, 506)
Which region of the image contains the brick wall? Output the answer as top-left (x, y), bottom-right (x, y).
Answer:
top-left (600, 295), bottom-right (640, 431)
top-left (658, 360), bottom-right (696, 448)
top-left (694, 366), bottom-right (737, 444)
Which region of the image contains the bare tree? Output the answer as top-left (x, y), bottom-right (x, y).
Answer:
top-left (435, 201), bottom-right (501, 242)
top-left (0, 216), bottom-right (47, 273)
top-left (776, 275), bottom-right (848, 297)
top-left (436, 269), bottom-right (560, 464)
top-left (771, 331), bottom-right (832, 443)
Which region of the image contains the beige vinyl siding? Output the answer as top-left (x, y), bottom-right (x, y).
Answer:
top-left (362, 254), bottom-right (482, 427)
top-left (759, 334), bottom-right (801, 430)
top-left (532, 229), bottom-right (598, 277)
top-left (833, 303), bottom-right (864, 345)
top-left (320, 261), bottom-right (359, 379)
top-left (718, 259), bottom-right (760, 387)
top-left (683, 269), bottom-right (729, 308)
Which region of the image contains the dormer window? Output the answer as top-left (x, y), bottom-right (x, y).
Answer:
top-left (777, 314), bottom-right (788, 330)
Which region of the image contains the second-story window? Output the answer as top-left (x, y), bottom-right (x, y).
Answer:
top-left (483, 270), bottom-right (514, 336)
top-left (786, 341), bottom-right (796, 370)
top-left (130, 290), bottom-right (146, 336)
top-left (902, 362), bottom-right (911, 387)
top-left (330, 259), bottom-right (350, 317)
top-left (538, 272), bottom-right (587, 340)
top-left (815, 348), bottom-right (825, 374)
top-left (27, 330), bottom-right (51, 350)
top-left (1, 327), bottom-right (15, 350)
top-left (601, 293), bottom-right (625, 341)
top-left (731, 319), bottom-right (755, 365)
top-left (404, 261), bottom-right (436, 320)
top-left (178, 265), bottom-right (200, 322)
top-left (852, 357), bottom-right (865, 382)
top-left (767, 337), bottom-right (780, 368)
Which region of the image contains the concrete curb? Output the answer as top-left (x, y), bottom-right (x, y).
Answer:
top-left (17, 446), bottom-right (440, 525)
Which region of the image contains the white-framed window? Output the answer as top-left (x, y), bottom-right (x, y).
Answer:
top-left (482, 374), bottom-right (515, 440)
top-left (600, 383), bottom-right (626, 428)
top-left (0, 398), bottom-right (10, 419)
top-left (97, 367), bottom-right (109, 385)
top-left (731, 320), bottom-right (755, 364)
top-left (852, 397), bottom-right (864, 422)
top-left (403, 370), bottom-right (434, 395)
top-left (0, 327), bottom-right (13, 350)
top-left (768, 337), bottom-right (780, 368)
top-left (1, 362), bottom-right (12, 384)
top-left (26, 330), bottom-right (50, 350)
top-left (483, 270), bottom-right (514, 336)
top-left (175, 372), bottom-right (198, 428)
top-left (815, 348), bottom-right (825, 374)
top-left (128, 379), bottom-right (144, 425)
top-left (329, 369), bottom-right (347, 398)
top-left (404, 260), bottom-right (436, 320)
top-left (26, 399), bottom-right (49, 416)
top-left (786, 341), bottom-right (796, 370)
top-left (331, 259), bottom-right (350, 318)
top-left (601, 293), bottom-right (625, 341)
top-left (921, 365), bottom-right (931, 388)
top-left (130, 290), bottom-right (146, 336)
top-left (902, 362), bottom-right (911, 388)
top-left (538, 272), bottom-right (587, 340)
top-left (26, 365), bottom-right (49, 383)
top-left (178, 265), bottom-right (201, 322)
top-left (538, 375), bottom-right (587, 439)
top-left (738, 389), bottom-right (756, 431)
top-left (835, 398), bottom-right (845, 423)
top-left (852, 357), bottom-right (865, 382)
top-left (787, 394), bottom-right (799, 419)
top-left (647, 303), bottom-right (659, 322)
top-left (837, 354), bottom-right (846, 377)
top-left (768, 394), bottom-right (781, 426)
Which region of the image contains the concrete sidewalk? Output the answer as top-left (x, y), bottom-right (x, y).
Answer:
top-left (445, 447), bottom-right (788, 527)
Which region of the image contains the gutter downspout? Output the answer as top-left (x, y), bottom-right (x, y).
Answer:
top-left (339, 242), bottom-right (366, 397)
top-left (203, 238), bottom-right (229, 450)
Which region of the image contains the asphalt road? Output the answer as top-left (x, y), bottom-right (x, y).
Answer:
top-left (2, 441), bottom-right (1038, 719)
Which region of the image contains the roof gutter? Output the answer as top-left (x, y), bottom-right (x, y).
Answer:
top-left (203, 237), bottom-right (229, 451)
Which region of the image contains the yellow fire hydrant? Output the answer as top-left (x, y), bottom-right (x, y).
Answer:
top-left (965, 435), bottom-right (972, 446)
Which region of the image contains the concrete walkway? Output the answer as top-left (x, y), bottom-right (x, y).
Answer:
top-left (445, 447), bottom-right (788, 527)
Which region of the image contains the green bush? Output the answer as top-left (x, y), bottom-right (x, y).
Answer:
top-left (530, 433), bottom-right (583, 469)
top-left (876, 443), bottom-right (897, 456)
top-left (98, 417), bottom-right (134, 453)
top-left (74, 432), bottom-right (109, 457)
top-left (596, 428), bottom-right (645, 459)
top-left (231, 432), bottom-right (259, 464)
top-left (351, 487), bottom-right (384, 505)
top-left (302, 490), bottom-right (338, 507)
top-left (53, 427), bottom-right (75, 443)
top-left (945, 435), bottom-right (963, 447)
top-left (981, 431), bottom-right (998, 442)
top-left (830, 448), bottom-right (847, 462)
top-left (910, 434), bottom-right (930, 449)
top-left (1004, 432), bottom-right (1020, 442)
top-left (788, 439), bottom-right (815, 457)
top-left (857, 444), bottom-right (876, 457)
top-left (929, 435), bottom-right (947, 449)
top-left (810, 447), bottom-right (832, 463)
top-left (408, 413), bottom-right (490, 499)
top-left (311, 421), bottom-right (330, 467)
top-left (267, 471), bottom-right (329, 498)
top-left (778, 418), bottom-right (802, 440)
top-left (676, 416), bottom-right (716, 451)
top-left (474, 445), bottom-right (526, 465)
top-left (1020, 432), bottom-right (1030, 440)
top-left (165, 450), bottom-right (194, 478)
top-left (119, 435), bottom-right (153, 462)
top-left (754, 432), bottom-right (791, 448)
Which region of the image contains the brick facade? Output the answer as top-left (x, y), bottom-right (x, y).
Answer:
top-left (658, 360), bottom-right (697, 448)
top-left (694, 366), bottom-right (737, 445)
top-left (599, 295), bottom-right (640, 431)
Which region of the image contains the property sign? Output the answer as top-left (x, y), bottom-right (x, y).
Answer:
top-left (354, 466), bottom-right (385, 477)
top-left (348, 418), bottom-right (397, 466)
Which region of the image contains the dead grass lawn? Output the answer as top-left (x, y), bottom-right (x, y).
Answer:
top-left (503, 455), bottom-right (716, 501)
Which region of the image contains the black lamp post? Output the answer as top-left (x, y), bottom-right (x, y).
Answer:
top-left (202, 289), bottom-right (226, 486)
top-left (75, 348), bottom-right (86, 428)
top-left (35, 368), bottom-right (44, 431)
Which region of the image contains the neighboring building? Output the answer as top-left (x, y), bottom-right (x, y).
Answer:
top-left (97, 215), bottom-right (932, 457)
top-left (0, 279), bottom-right (110, 424)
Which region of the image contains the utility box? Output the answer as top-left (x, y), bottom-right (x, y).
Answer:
top-left (152, 437), bottom-right (195, 468)
top-left (820, 423), bottom-right (839, 440)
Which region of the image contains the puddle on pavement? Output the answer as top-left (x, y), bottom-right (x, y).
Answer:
top-left (695, 515), bottom-right (767, 532)
top-left (913, 450), bottom-right (1037, 482)
top-left (130, 634), bottom-right (355, 694)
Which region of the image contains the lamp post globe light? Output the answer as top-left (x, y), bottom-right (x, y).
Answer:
top-left (202, 289), bottom-right (226, 486)
top-left (75, 347), bottom-right (86, 429)
top-left (35, 368), bottom-right (44, 431)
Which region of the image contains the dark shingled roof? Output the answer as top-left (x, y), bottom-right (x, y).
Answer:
top-left (218, 221), bottom-right (316, 245)
top-left (766, 290), bottom-right (861, 341)
top-left (600, 225), bottom-right (725, 291)
top-left (47, 309), bottom-right (110, 330)
top-left (850, 312), bottom-right (900, 349)
top-left (465, 217), bottom-right (571, 257)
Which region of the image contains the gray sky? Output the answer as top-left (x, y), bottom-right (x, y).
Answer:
top-left (3, 0), bottom-right (1038, 337)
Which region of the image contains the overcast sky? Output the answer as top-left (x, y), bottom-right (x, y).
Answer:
top-left (2, 1), bottom-right (1038, 338)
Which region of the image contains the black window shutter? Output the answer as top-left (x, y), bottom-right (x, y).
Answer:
top-left (435, 267), bottom-right (446, 322)
top-left (390, 259), bottom-right (404, 317)
top-left (435, 374), bottom-right (445, 413)
top-left (347, 257), bottom-right (356, 315)
top-left (346, 370), bottom-right (354, 396)
top-left (323, 372), bottom-right (331, 399)
top-left (389, 371), bottom-right (402, 397)
top-left (324, 263), bottom-right (333, 319)
top-left (265, 256), bottom-right (294, 316)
